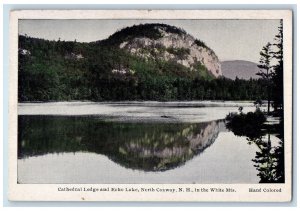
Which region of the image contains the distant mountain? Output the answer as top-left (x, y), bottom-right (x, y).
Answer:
top-left (221, 60), bottom-right (260, 80)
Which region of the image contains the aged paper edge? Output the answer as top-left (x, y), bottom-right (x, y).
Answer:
top-left (8, 10), bottom-right (293, 202)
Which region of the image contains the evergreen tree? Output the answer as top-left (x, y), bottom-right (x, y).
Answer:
top-left (271, 20), bottom-right (284, 112)
top-left (257, 42), bottom-right (273, 114)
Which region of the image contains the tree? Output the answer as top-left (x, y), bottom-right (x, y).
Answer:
top-left (271, 20), bottom-right (284, 112)
top-left (257, 42), bottom-right (273, 114)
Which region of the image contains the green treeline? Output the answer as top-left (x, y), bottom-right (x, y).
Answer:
top-left (18, 34), bottom-right (268, 102)
top-left (98, 23), bottom-right (187, 46)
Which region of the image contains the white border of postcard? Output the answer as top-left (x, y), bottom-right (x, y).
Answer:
top-left (9, 10), bottom-right (293, 202)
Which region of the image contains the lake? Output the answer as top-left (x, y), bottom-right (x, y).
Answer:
top-left (17, 101), bottom-right (280, 184)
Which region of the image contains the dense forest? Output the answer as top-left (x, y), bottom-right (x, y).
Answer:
top-left (18, 24), bottom-right (269, 102)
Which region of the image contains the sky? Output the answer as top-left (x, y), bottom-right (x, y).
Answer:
top-left (19, 19), bottom-right (280, 63)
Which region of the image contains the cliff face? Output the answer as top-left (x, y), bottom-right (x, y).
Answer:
top-left (117, 24), bottom-right (222, 78)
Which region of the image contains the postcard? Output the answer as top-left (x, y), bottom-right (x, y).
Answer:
top-left (8, 9), bottom-right (293, 201)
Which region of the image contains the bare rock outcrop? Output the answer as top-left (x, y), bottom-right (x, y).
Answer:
top-left (118, 25), bottom-right (222, 77)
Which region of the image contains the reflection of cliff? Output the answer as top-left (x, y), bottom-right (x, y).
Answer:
top-left (188, 121), bottom-right (223, 151)
top-left (117, 121), bottom-right (225, 171)
top-left (18, 116), bottom-right (225, 171)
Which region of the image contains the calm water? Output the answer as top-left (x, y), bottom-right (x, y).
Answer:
top-left (17, 102), bottom-right (280, 184)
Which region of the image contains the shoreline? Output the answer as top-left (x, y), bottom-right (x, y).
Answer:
top-left (18, 101), bottom-right (260, 123)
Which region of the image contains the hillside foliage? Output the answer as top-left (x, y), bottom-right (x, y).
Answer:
top-left (18, 32), bottom-right (268, 102)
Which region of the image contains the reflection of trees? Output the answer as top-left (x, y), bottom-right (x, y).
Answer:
top-left (18, 116), bottom-right (224, 171)
top-left (248, 134), bottom-right (284, 183)
top-left (226, 113), bottom-right (284, 183)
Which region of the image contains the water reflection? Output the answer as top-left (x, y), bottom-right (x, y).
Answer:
top-left (225, 114), bottom-right (284, 183)
top-left (18, 116), bottom-right (225, 172)
top-left (250, 134), bottom-right (285, 183)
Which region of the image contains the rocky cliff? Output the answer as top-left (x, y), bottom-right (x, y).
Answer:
top-left (103, 24), bottom-right (222, 78)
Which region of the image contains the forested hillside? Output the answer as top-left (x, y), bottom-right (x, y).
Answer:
top-left (18, 24), bottom-right (268, 102)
